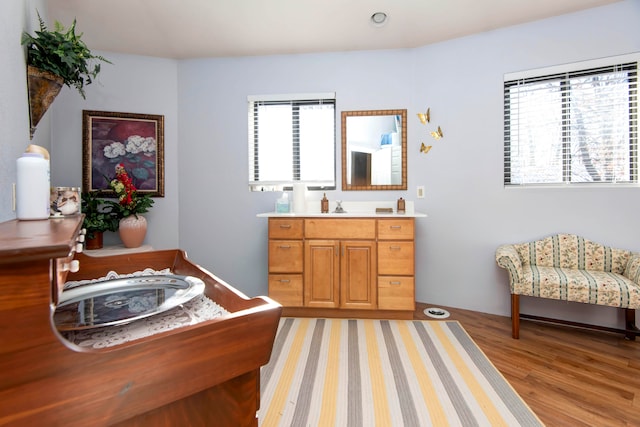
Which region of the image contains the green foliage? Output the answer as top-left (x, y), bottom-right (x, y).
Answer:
top-left (105, 194), bottom-right (154, 219)
top-left (81, 191), bottom-right (120, 239)
top-left (21, 12), bottom-right (111, 99)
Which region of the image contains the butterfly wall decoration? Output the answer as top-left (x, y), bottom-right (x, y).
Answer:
top-left (416, 105), bottom-right (444, 154)
top-left (417, 108), bottom-right (430, 125)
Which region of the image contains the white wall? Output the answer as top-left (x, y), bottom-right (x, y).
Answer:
top-left (0, 0), bottom-right (48, 222)
top-left (175, 1), bottom-right (640, 329)
top-left (177, 49), bottom-right (412, 295)
top-left (50, 52), bottom-right (180, 249)
top-left (42, 0), bottom-right (640, 328)
top-left (409, 2), bottom-right (640, 326)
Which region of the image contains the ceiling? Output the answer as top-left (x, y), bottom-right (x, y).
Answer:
top-left (45, 0), bottom-right (620, 59)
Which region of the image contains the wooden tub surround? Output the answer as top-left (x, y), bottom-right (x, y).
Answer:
top-left (0, 216), bottom-right (282, 427)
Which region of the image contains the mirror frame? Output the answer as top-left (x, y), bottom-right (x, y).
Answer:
top-left (341, 109), bottom-right (407, 191)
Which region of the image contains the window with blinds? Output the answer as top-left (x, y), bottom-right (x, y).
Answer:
top-left (504, 56), bottom-right (638, 186)
top-left (248, 93), bottom-right (336, 191)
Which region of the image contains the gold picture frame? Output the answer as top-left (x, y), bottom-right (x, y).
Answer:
top-left (82, 110), bottom-right (164, 197)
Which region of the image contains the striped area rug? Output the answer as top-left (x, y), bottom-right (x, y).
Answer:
top-left (259, 318), bottom-right (543, 427)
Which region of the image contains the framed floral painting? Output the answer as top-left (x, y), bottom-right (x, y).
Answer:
top-left (82, 110), bottom-right (164, 197)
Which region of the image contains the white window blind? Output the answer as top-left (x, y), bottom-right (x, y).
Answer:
top-left (248, 93), bottom-right (336, 191)
top-left (504, 56), bottom-right (638, 186)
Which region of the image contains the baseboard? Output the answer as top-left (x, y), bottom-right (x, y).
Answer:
top-left (281, 307), bottom-right (414, 320)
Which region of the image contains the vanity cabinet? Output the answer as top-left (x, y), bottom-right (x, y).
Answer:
top-left (267, 216), bottom-right (415, 318)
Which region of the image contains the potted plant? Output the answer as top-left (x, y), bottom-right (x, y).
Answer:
top-left (81, 191), bottom-right (119, 249)
top-left (105, 163), bottom-right (154, 248)
top-left (21, 12), bottom-right (111, 137)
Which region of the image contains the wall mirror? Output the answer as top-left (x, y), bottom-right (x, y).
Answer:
top-left (341, 109), bottom-right (407, 191)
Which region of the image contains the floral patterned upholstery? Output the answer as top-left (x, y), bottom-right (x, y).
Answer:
top-left (496, 234), bottom-right (640, 309)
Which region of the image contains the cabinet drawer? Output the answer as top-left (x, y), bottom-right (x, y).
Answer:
top-left (269, 218), bottom-right (304, 239)
top-left (269, 240), bottom-right (303, 273)
top-left (378, 241), bottom-right (414, 275)
top-left (305, 219), bottom-right (376, 239)
top-left (378, 219), bottom-right (414, 240)
top-left (269, 274), bottom-right (303, 307)
top-left (378, 276), bottom-right (415, 310)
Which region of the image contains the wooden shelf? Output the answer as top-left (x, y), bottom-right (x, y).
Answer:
top-left (84, 244), bottom-right (154, 257)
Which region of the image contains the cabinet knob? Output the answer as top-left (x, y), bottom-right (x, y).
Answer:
top-left (389, 246), bottom-right (402, 250)
top-left (279, 279), bottom-right (291, 283)
top-left (278, 245), bottom-right (291, 249)
top-left (390, 225), bottom-right (402, 229)
top-left (279, 224), bottom-right (292, 229)
top-left (64, 260), bottom-right (80, 273)
top-left (389, 281), bottom-right (402, 286)
top-left (75, 243), bottom-right (83, 254)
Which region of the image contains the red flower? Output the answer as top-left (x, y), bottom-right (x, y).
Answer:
top-left (108, 163), bottom-right (154, 217)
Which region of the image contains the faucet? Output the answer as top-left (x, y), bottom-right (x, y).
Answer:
top-left (334, 200), bottom-right (346, 213)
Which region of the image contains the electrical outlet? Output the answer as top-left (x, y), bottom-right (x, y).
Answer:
top-left (417, 186), bottom-right (425, 199)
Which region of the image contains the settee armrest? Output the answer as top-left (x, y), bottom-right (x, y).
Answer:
top-left (624, 252), bottom-right (640, 285)
top-left (496, 244), bottom-right (524, 289)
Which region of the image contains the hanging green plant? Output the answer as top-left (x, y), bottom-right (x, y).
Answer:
top-left (21, 12), bottom-right (111, 99)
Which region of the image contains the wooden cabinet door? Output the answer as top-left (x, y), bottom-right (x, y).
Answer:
top-left (340, 240), bottom-right (377, 310)
top-left (304, 240), bottom-right (339, 308)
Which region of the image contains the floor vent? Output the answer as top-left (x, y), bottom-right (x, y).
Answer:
top-left (424, 307), bottom-right (450, 319)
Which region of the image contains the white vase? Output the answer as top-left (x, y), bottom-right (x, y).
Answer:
top-left (119, 215), bottom-right (147, 248)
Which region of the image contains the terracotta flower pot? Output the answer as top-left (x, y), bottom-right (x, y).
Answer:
top-left (85, 231), bottom-right (104, 250)
top-left (119, 215), bottom-right (147, 248)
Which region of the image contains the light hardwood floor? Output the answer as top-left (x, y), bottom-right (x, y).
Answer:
top-left (414, 302), bottom-right (640, 426)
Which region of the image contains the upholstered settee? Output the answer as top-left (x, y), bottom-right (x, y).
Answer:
top-left (495, 234), bottom-right (640, 339)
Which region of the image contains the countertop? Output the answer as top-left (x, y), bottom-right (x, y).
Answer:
top-left (257, 200), bottom-right (427, 218)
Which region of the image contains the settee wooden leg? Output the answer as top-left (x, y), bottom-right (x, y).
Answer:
top-left (511, 294), bottom-right (520, 339)
top-left (624, 308), bottom-right (638, 341)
